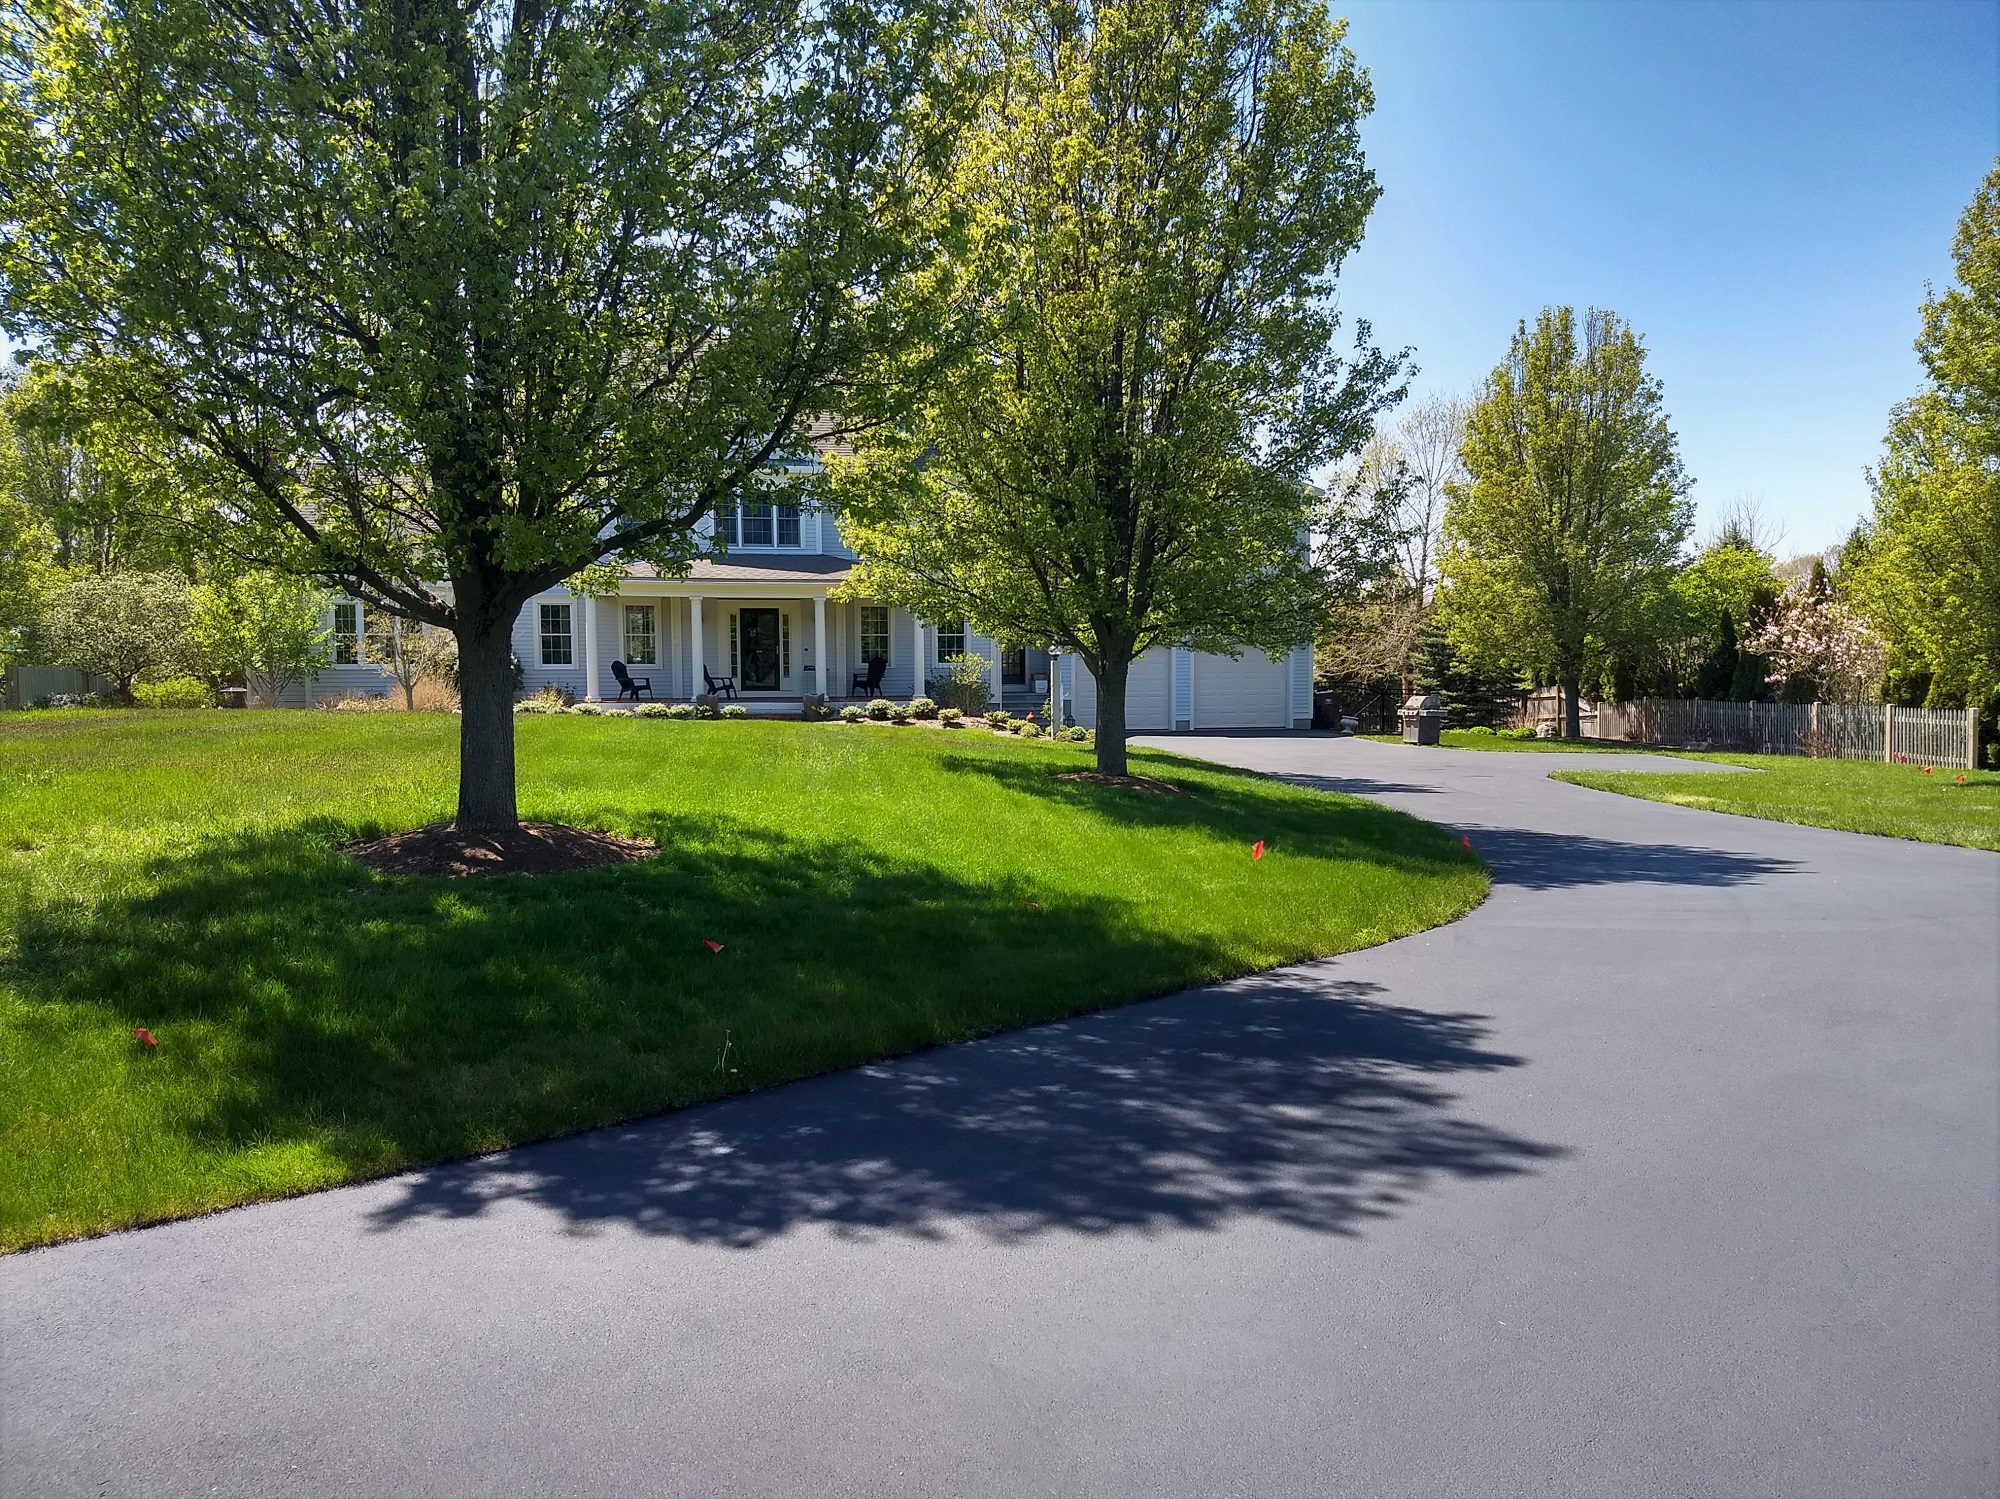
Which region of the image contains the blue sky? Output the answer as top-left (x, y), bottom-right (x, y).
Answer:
top-left (1329, 0), bottom-right (2000, 555)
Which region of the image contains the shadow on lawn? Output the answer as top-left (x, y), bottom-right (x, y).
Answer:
top-left (363, 968), bottom-right (1563, 1246)
top-left (937, 749), bottom-right (1470, 868)
top-left (4, 804), bottom-right (1479, 1209)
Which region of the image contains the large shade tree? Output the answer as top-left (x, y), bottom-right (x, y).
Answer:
top-left (0, 0), bottom-right (957, 828)
top-left (1844, 158), bottom-right (2000, 713)
top-left (1438, 307), bottom-right (1691, 738)
top-left (829, 0), bottom-right (1401, 776)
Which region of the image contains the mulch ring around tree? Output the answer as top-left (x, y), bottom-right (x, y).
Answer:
top-left (1055, 771), bottom-right (1185, 795)
top-left (344, 822), bottom-right (657, 878)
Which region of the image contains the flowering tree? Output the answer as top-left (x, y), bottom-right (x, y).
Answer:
top-left (42, 571), bottom-right (192, 703)
top-left (1744, 582), bottom-right (1886, 705)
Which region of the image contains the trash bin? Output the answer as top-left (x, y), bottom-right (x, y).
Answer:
top-left (1398, 693), bottom-right (1444, 745)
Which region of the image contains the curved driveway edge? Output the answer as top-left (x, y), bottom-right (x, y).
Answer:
top-left (3, 734), bottom-right (1995, 1498)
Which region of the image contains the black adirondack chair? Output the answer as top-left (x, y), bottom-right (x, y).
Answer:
top-left (703, 666), bottom-right (738, 699)
top-left (611, 660), bottom-right (651, 701)
top-left (850, 656), bottom-right (886, 697)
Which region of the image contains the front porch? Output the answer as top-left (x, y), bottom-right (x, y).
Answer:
top-left (541, 554), bottom-right (1041, 714)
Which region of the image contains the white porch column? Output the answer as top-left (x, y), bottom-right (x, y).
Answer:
top-left (688, 595), bottom-right (705, 700)
top-left (814, 594), bottom-right (829, 701)
top-left (582, 595), bottom-right (603, 701)
top-left (986, 634), bottom-right (1003, 715)
top-left (911, 611), bottom-right (924, 700)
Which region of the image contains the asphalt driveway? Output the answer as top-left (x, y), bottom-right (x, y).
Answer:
top-left (4, 735), bottom-right (1995, 1497)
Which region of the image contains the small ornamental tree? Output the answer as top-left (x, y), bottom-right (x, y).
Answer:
top-left (363, 613), bottom-right (460, 711)
top-left (1, 0), bottom-right (960, 829)
top-left (1743, 582), bottom-right (1887, 705)
top-left (41, 571), bottom-right (191, 702)
top-left (191, 573), bottom-right (332, 707)
top-left (831, 0), bottom-right (1401, 777)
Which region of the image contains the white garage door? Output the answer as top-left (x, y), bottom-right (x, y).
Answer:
top-left (1193, 650), bottom-right (1288, 729)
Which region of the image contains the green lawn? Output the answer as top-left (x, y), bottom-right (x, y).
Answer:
top-left (1552, 754), bottom-right (2000, 851)
top-left (0, 710), bottom-right (1486, 1251)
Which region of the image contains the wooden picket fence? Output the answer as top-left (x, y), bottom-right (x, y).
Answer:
top-left (1593, 698), bottom-right (1978, 768)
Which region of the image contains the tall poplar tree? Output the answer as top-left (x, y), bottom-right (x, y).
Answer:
top-left (1439, 307), bottom-right (1691, 739)
top-left (830, 0), bottom-right (1400, 777)
top-left (0, 0), bottom-right (956, 829)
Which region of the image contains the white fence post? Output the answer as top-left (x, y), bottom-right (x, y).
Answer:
top-left (1883, 703), bottom-right (1894, 762)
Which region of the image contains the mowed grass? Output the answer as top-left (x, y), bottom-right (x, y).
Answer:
top-left (1553, 753), bottom-right (2000, 851)
top-left (0, 711), bottom-right (1486, 1251)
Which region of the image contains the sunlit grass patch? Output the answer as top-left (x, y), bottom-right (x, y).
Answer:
top-left (0, 710), bottom-right (1486, 1250)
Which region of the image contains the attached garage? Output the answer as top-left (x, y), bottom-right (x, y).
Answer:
top-left (1072, 648), bottom-right (1171, 731)
top-left (1192, 650), bottom-right (1290, 729)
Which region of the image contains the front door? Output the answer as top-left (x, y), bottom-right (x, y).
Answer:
top-left (740, 608), bottom-right (782, 691)
top-left (1002, 647), bottom-right (1027, 685)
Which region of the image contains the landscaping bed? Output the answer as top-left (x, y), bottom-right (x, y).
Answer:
top-left (0, 710), bottom-right (1487, 1250)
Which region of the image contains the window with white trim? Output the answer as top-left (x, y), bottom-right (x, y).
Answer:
top-left (781, 612), bottom-right (791, 673)
top-left (937, 621), bottom-right (965, 660)
top-left (332, 602), bottom-right (360, 664)
top-left (539, 603), bottom-right (574, 666)
top-left (716, 500), bottom-right (802, 548)
top-left (622, 604), bottom-right (656, 665)
top-left (859, 605), bottom-right (889, 666)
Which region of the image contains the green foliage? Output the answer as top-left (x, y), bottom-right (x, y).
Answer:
top-left (40, 571), bottom-right (192, 703)
top-left (1016, 720), bottom-right (1042, 738)
top-left (634, 703), bottom-right (673, 719)
top-left (719, 704), bottom-right (749, 720)
top-left (664, 704), bottom-right (699, 721)
top-left (0, 711), bottom-right (1486, 1248)
top-left (132, 678), bottom-right (216, 710)
top-left (1844, 161), bottom-right (2000, 709)
top-left (1439, 307), bottom-right (1692, 734)
top-left (983, 710), bottom-right (1013, 729)
top-left (927, 654), bottom-right (994, 714)
top-left (1409, 616), bottom-right (1518, 728)
top-left (0, 0), bottom-right (962, 827)
top-left (866, 698), bottom-right (897, 721)
top-left (189, 572), bottom-right (331, 707)
top-left (938, 707), bottom-right (964, 725)
top-left (839, 704), bottom-right (868, 723)
top-left (831, 0), bottom-right (1400, 776)
top-left (907, 696), bottom-right (938, 720)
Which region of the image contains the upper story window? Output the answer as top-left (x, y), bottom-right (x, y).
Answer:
top-left (539, 603), bottom-right (574, 666)
top-left (936, 622), bottom-right (966, 660)
top-left (717, 500), bottom-right (801, 548)
top-left (331, 602), bottom-right (360, 664)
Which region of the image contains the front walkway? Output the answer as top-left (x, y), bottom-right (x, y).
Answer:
top-left (4, 736), bottom-right (1994, 1497)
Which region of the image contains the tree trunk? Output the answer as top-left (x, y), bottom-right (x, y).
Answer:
top-left (455, 615), bottom-right (519, 831)
top-left (1094, 656), bottom-right (1131, 777)
top-left (1560, 671), bottom-right (1582, 740)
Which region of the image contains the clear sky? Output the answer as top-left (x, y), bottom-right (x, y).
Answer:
top-left (1328, 0), bottom-right (2000, 556)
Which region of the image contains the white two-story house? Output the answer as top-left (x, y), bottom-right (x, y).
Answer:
top-left (309, 462), bottom-right (1314, 730)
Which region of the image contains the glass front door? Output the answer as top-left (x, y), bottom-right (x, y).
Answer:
top-left (740, 608), bottom-right (782, 691)
top-left (1001, 647), bottom-right (1027, 685)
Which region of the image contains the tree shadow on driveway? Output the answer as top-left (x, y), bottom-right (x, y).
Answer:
top-left (1455, 827), bottom-right (1800, 891)
top-left (364, 974), bottom-right (1565, 1248)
